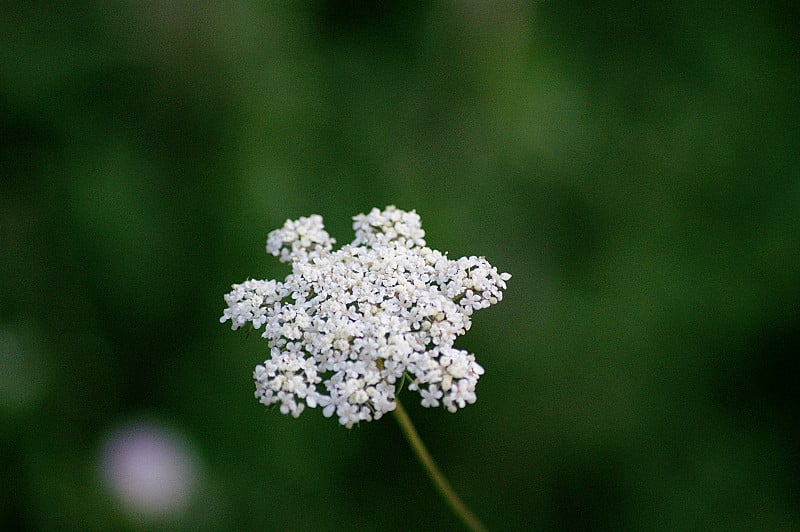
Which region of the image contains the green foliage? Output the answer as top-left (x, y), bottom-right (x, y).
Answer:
top-left (2, 2), bottom-right (798, 530)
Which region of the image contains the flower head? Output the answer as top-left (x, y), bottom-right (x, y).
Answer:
top-left (221, 206), bottom-right (510, 428)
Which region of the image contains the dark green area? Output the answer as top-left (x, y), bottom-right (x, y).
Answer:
top-left (2, 2), bottom-right (798, 530)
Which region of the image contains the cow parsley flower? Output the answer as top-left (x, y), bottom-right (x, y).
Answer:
top-left (221, 206), bottom-right (510, 428)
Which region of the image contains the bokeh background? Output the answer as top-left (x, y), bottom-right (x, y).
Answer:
top-left (2, 2), bottom-right (799, 531)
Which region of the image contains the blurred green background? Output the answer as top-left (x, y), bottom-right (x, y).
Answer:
top-left (2, 2), bottom-right (799, 531)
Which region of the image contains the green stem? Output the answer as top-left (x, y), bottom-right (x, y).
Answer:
top-left (393, 398), bottom-right (488, 532)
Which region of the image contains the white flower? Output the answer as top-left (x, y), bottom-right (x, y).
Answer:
top-left (221, 206), bottom-right (511, 428)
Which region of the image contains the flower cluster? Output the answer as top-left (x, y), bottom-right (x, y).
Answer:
top-left (221, 206), bottom-right (510, 428)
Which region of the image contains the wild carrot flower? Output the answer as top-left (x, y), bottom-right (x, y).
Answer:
top-left (221, 206), bottom-right (510, 428)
